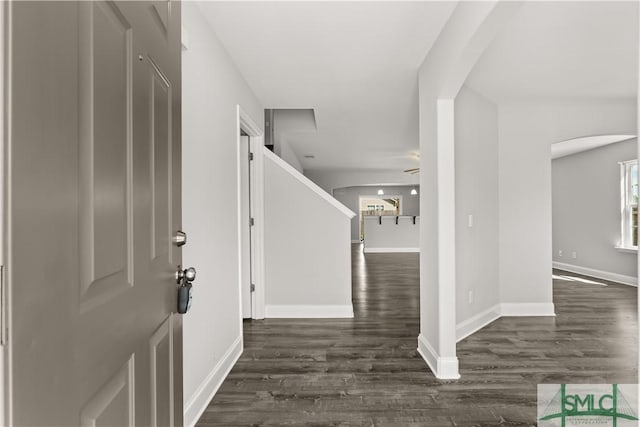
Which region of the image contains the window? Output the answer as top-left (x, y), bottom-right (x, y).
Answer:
top-left (620, 160), bottom-right (638, 249)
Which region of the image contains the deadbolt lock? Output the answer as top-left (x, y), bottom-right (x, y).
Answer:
top-left (173, 230), bottom-right (187, 247)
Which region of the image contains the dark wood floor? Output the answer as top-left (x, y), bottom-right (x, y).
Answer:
top-left (196, 245), bottom-right (638, 426)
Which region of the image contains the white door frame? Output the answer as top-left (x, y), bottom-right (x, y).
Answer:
top-left (236, 105), bottom-right (265, 320)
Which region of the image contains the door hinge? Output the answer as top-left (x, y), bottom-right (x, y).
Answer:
top-left (249, 217), bottom-right (255, 227)
top-left (249, 152), bottom-right (254, 161)
top-left (250, 283), bottom-right (255, 292)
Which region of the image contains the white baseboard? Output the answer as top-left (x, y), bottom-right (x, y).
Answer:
top-left (456, 304), bottom-right (501, 342)
top-left (363, 247), bottom-right (419, 253)
top-left (351, 240), bottom-right (362, 244)
top-left (499, 302), bottom-right (556, 317)
top-left (265, 304), bottom-right (354, 318)
top-left (455, 302), bottom-right (555, 342)
top-left (184, 336), bottom-right (243, 427)
top-left (417, 334), bottom-right (460, 380)
top-left (553, 261), bottom-right (637, 287)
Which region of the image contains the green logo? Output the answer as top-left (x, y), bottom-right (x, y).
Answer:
top-left (538, 384), bottom-right (638, 427)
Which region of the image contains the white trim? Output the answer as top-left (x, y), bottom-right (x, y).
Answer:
top-left (236, 105), bottom-right (265, 320)
top-left (417, 334), bottom-right (460, 380)
top-left (180, 26), bottom-right (189, 51)
top-left (250, 136), bottom-right (266, 319)
top-left (264, 304), bottom-right (354, 319)
top-left (363, 247), bottom-right (419, 253)
top-left (436, 357), bottom-right (460, 380)
top-left (237, 134), bottom-right (252, 320)
top-left (455, 303), bottom-right (560, 342)
top-left (235, 123), bottom-right (246, 323)
top-left (553, 261), bottom-right (637, 287)
top-left (435, 99), bottom-right (458, 366)
top-left (499, 303), bottom-right (556, 317)
top-left (351, 240), bottom-right (361, 244)
top-left (456, 304), bottom-right (501, 342)
top-left (183, 337), bottom-right (242, 427)
top-left (615, 246), bottom-right (637, 254)
top-left (238, 105), bottom-right (261, 136)
top-left (262, 148), bottom-right (356, 219)
top-left (416, 334), bottom-right (437, 376)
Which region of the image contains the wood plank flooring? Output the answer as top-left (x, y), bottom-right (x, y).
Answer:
top-left (196, 245), bottom-right (637, 426)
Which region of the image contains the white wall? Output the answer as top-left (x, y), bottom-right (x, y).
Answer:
top-left (333, 185), bottom-right (420, 242)
top-left (263, 149), bottom-right (355, 318)
top-left (363, 216), bottom-right (420, 252)
top-left (416, 1), bottom-right (516, 380)
top-left (451, 94), bottom-right (635, 337)
top-left (271, 108), bottom-right (314, 173)
top-left (305, 169), bottom-right (419, 194)
top-left (276, 139), bottom-right (303, 173)
top-left (182, 4), bottom-right (264, 425)
top-left (454, 86), bottom-right (500, 330)
top-left (498, 101), bottom-right (636, 308)
top-left (552, 138), bottom-right (638, 280)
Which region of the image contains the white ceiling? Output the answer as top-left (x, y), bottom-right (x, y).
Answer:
top-left (466, 1), bottom-right (638, 102)
top-left (198, 1), bottom-right (457, 171)
top-left (199, 1), bottom-right (638, 172)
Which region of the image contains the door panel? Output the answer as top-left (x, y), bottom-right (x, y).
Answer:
top-left (150, 316), bottom-right (174, 427)
top-left (5, 1), bottom-right (183, 425)
top-left (150, 59), bottom-right (172, 264)
top-left (80, 356), bottom-right (135, 427)
top-left (78, 1), bottom-right (133, 311)
top-left (240, 136), bottom-right (252, 318)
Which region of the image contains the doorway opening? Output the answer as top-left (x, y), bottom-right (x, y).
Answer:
top-left (239, 130), bottom-right (253, 319)
top-left (551, 136), bottom-right (639, 288)
top-left (358, 195), bottom-right (402, 241)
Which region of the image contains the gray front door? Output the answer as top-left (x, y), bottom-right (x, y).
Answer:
top-left (4, 1), bottom-right (183, 425)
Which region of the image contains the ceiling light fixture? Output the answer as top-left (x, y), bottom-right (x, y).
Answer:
top-left (377, 189), bottom-right (384, 195)
top-left (411, 188), bottom-right (418, 195)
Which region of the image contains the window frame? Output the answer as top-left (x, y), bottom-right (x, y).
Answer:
top-left (619, 159), bottom-right (638, 250)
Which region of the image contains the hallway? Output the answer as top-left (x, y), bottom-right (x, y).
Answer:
top-left (196, 245), bottom-right (638, 426)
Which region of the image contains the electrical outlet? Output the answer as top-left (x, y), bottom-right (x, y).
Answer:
top-left (558, 250), bottom-right (563, 257)
top-left (468, 290), bottom-right (473, 304)
top-left (572, 251), bottom-right (577, 259)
